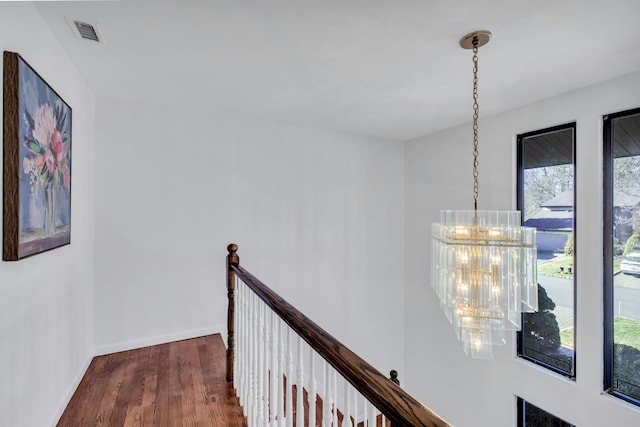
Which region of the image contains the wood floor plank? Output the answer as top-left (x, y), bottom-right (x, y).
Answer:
top-left (92, 351), bottom-right (131, 426)
top-left (56, 334), bottom-right (247, 427)
top-left (177, 338), bottom-right (198, 427)
top-left (151, 343), bottom-right (171, 427)
top-left (167, 339), bottom-right (185, 426)
top-left (109, 350), bottom-right (146, 425)
top-left (140, 345), bottom-right (158, 407)
top-left (191, 339), bottom-right (213, 424)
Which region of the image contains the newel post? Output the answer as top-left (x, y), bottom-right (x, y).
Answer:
top-left (226, 243), bottom-right (239, 383)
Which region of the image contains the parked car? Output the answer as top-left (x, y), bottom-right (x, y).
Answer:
top-left (620, 252), bottom-right (640, 276)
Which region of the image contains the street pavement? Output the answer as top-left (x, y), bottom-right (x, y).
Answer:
top-left (539, 272), bottom-right (640, 330)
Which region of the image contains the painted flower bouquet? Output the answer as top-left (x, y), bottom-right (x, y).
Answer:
top-left (22, 102), bottom-right (70, 236)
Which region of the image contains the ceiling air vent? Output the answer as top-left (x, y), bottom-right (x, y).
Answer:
top-left (67, 17), bottom-right (104, 44)
top-left (74, 21), bottom-right (100, 42)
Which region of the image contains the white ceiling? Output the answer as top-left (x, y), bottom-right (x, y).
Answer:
top-left (34, 0), bottom-right (640, 141)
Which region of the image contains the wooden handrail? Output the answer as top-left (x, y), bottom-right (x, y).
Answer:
top-left (226, 244), bottom-right (451, 427)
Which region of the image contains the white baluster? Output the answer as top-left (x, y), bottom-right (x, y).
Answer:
top-left (354, 389), bottom-right (359, 427)
top-left (362, 399), bottom-right (368, 427)
top-left (244, 288), bottom-right (251, 421)
top-left (286, 327), bottom-right (294, 427)
top-left (237, 281), bottom-right (244, 407)
top-left (235, 281), bottom-right (242, 406)
top-left (368, 400), bottom-right (376, 427)
top-left (309, 352), bottom-right (317, 427)
top-left (242, 283), bottom-right (249, 411)
top-left (247, 291), bottom-right (255, 426)
top-left (264, 304), bottom-right (272, 426)
top-left (342, 380), bottom-right (351, 427)
top-left (322, 361), bottom-right (331, 427)
top-left (278, 318), bottom-right (286, 427)
top-left (254, 293), bottom-right (261, 427)
top-left (332, 369), bottom-right (338, 427)
top-left (241, 283), bottom-right (248, 408)
top-left (263, 306), bottom-right (271, 424)
top-left (271, 311), bottom-right (279, 425)
top-left (258, 301), bottom-right (266, 426)
top-left (296, 336), bottom-right (304, 427)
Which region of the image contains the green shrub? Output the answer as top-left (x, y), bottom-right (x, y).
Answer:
top-left (564, 233), bottom-right (574, 256)
top-left (614, 343), bottom-right (640, 399)
top-left (523, 285), bottom-right (560, 352)
top-left (614, 242), bottom-right (625, 257)
top-left (623, 232), bottom-right (640, 256)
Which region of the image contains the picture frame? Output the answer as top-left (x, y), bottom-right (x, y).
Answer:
top-left (3, 51), bottom-right (72, 260)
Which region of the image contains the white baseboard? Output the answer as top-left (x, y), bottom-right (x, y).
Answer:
top-left (93, 324), bottom-right (226, 356)
top-left (49, 353), bottom-right (93, 427)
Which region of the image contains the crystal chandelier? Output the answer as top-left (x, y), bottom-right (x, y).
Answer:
top-left (431, 31), bottom-right (538, 359)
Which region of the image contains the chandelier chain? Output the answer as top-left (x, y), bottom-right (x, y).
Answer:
top-left (472, 43), bottom-right (479, 211)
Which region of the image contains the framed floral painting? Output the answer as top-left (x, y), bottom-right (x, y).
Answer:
top-left (3, 52), bottom-right (71, 260)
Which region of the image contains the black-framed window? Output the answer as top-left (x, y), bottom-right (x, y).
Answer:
top-left (517, 123), bottom-right (576, 377)
top-left (604, 107), bottom-right (640, 405)
top-left (517, 397), bottom-right (575, 427)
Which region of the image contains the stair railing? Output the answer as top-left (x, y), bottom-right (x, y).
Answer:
top-left (226, 243), bottom-right (451, 427)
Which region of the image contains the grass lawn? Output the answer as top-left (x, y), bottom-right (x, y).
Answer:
top-left (614, 317), bottom-right (640, 348)
top-left (560, 317), bottom-right (640, 350)
top-left (560, 328), bottom-right (574, 349)
top-left (538, 255), bottom-right (574, 277)
top-left (538, 255), bottom-right (621, 278)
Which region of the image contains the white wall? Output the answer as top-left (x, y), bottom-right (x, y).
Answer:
top-left (404, 71), bottom-right (640, 427)
top-left (94, 97), bottom-right (405, 374)
top-left (0, 3), bottom-right (96, 427)
top-left (12, 5), bottom-right (640, 426)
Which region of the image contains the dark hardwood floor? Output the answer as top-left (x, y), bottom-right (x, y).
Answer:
top-left (57, 334), bottom-right (247, 427)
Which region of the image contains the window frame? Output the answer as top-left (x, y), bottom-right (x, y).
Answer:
top-left (517, 397), bottom-right (575, 427)
top-left (516, 122), bottom-right (577, 378)
top-left (603, 107), bottom-right (640, 406)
